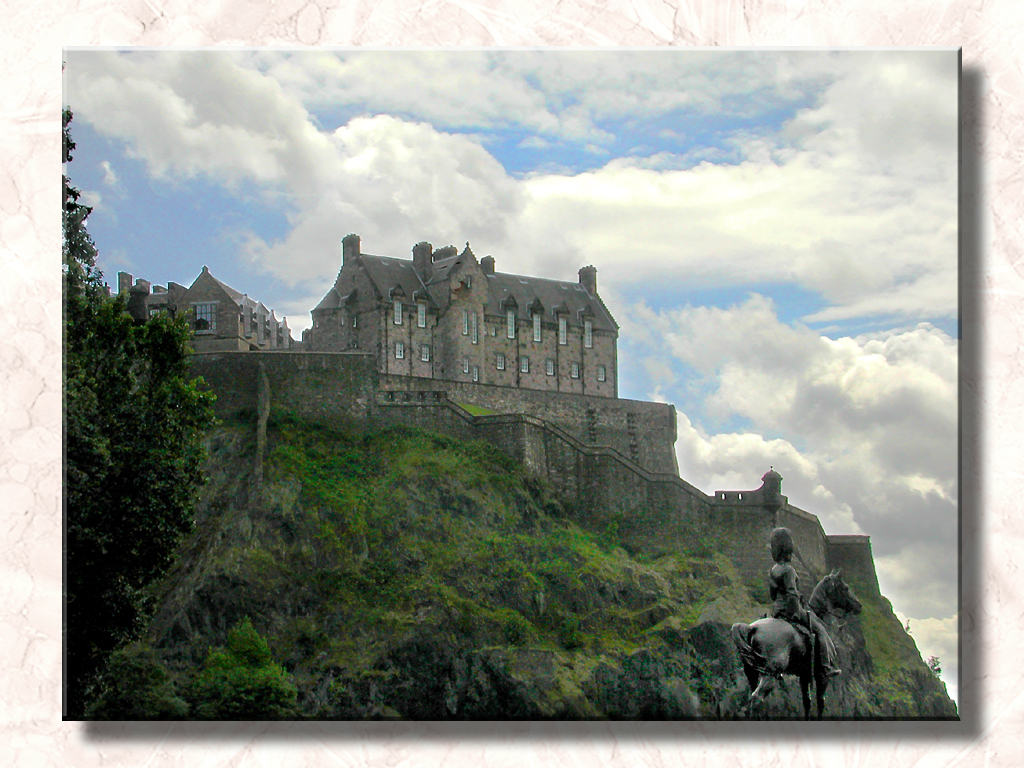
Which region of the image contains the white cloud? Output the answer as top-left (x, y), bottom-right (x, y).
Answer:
top-left (100, 160), bottom-right (118, 186)
top-left (625, 296), bottom-right (957, 629)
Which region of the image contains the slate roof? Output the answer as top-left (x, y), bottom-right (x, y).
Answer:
top-left (314, 250), bottom-right (617, 332)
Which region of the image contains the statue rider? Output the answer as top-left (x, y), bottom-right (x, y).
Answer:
top-left (768, 527), bottom-right (841, 677)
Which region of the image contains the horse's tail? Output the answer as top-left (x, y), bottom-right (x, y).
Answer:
top-left (731, 622), bottom-right (762, 669)
top-left (733, 621), bottom-right (775, 673)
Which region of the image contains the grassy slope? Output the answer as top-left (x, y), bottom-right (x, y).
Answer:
top-left (142, 410), bottom-right (955, 719)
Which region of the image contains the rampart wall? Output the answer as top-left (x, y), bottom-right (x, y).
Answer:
top-left (379, 373), bottom-right (679, 476)
top-left (190, 351), bottom-right (879, 595)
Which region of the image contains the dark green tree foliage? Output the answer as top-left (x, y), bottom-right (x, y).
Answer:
top-left (86, 643), bottom-right (189, 719)
top-left (63, 109), bottom-right (216, 717)
top-left (190, 618), bottom-right (299, 719)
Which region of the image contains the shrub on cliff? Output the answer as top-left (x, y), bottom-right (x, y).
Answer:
top-left (189, 618), bottom-right (299, 719)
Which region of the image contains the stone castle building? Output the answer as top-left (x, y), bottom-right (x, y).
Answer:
top-left (303, 235), bottom-right (618, 398)
top-left (116, 267), bottom-right (295, 353)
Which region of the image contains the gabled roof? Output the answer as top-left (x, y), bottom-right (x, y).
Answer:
top-left (485, 272), bottom-right (617, 332)
top-left (314, 248), bottom-right (617, 332)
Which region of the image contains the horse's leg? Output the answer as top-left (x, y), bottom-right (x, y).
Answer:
top-left (816, 674), bottom-right (828, 719)
top-left (800, 676), bottom-right (811, 720)
top-left (750, 673), bottom-right (772, 714)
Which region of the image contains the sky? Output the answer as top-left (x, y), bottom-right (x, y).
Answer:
top-left (63, 48), bottom-right (960, 705)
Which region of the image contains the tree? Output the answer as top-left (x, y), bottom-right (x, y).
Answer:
top-left (189, 618), bottom-right (299, 719)
top-left (927, 655), bottom-right (943, 679)
top-left (63, 109), bottom-right (216, 717)
top-left (86, 643), bottom-right (189, 720)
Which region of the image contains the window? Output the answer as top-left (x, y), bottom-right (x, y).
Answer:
top-left (506, 310), bottom-right (516, 339)
top-left (597, 365), bottom-right (606, 382)
top-left (571, 362), bottom-right (580, 379)
top-left (584, 320), bottom-right (593, 348)
top-left (393, 300), bottom-right (403, 325)
top-left (462, 357), bottom-right (470, 374)
top-left (417, 304), bottom-right (426, 328)
top-left (533, 313), bottom-right (542, 342)
top-left (472, 365), bottom-right (479, 382)
top-left (496, 353), bottom-right (506, 371)
top-left (465, 276), bottom-right (472, 288)
top-left (520, 356), bottom-right (530, 373)
top-left (558, 317), bottom-right (567, 345)
top-left (194, 303), bottom-right (216, 332)
top-left (352, 313), bottom-right (358, 328)
top-left (546, 359), bottom-right (555, 376)
top-left (462, 309), bottom-right (469, 335)
top-left (420, 344), bottom-right (431, 362)
top-left (395, 342), bottom-right (405, 359)
top-left (471, 312), bottom-right (478, 344)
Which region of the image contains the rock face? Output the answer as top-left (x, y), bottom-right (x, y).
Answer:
top-left (133, 414), bottom-right (957, 720)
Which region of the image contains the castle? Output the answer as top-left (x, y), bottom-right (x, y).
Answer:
top-left (122, 235), bottom-right (880, 600)
top-left (304, 234), bottom-right (617, 398)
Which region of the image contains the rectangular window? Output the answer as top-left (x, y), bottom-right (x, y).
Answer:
top-left (417, 304), bottom-right (426, 328)
top-left (472, 365), bottom-right (479, 382)
top-left (546, 359), bottom-right (555, 376)
top-left (533, 313), bottom-right (542, 342)
top-left (194, 303), bottom-right (216, 332)
top-left (393, 300), bottom-right (403, 325)
top-left (395, 341), bottom-right (405, 359)
top-left (520, 356), bottom-right (530, 373)
top-left (420, 344), bottom-right (430, 362)
top-left (584, 320), bottom-right (593, 348)
top-left (352, 313), bottom-right (358, 328)
top-left (462, 357), bottom-right (469, 374)
top-left (558, 317), bottom-right (567, 345)
top-left (571, 362), bottom-right (580, 379)
top-left (496, 353), bottom-right (506, 371)
top-left (471, 311), bottom-right (478, 344)
top-left (462, 309), bottom-right (469, 335)
top-left (506, 310), bottom-right (516, 339)
top-left (597, 365), bottom-right (606, 382)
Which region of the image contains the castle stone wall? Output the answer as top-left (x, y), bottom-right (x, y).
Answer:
top-left (827, 535), bottom-right (881, 597)
top-left (379, 373), bottom-right (678, 475)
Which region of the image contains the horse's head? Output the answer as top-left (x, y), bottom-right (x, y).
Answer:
top-left (822, 568), bottom-right (863, 615)
top-left (809, 569), bottom-right (863, 618)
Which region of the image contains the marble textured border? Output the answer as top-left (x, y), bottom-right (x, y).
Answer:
top-left (5, 0), bottom-right (1020, 765)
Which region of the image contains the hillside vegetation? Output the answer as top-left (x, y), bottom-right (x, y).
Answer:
top-left (90, 410), bottom-right (957, 719)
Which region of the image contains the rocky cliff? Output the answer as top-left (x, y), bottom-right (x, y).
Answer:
top-left (115, 410), bottom-right (956, 720)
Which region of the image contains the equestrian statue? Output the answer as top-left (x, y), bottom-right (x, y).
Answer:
top-left (731, 527), bottom-right (863, 719)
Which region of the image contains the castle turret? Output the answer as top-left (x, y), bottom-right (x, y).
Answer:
top-left (761, 467), bottom-right (783, 510)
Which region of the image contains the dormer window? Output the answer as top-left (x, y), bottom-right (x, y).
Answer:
top-left (584, 320), bottom-right (593, 348)
top-left (558, 316), bottom-right (567, 345)
top-left (393, 300), bottom-right (403, 325)
top-left (417, 304), bottom-right (426, 328)
top-left (533, 313), bottom-right (541, 342)
top-left (506, 310), bottom-right (516, 339)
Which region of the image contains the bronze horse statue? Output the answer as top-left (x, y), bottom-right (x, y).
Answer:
top-left (731, 569), bottom-right (862, 719)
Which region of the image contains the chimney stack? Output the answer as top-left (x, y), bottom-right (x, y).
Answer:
top-left (342, 233), bottom-right (361, 266)
top-left (413, 241), bottom-right (433, 278)
top-left (579, 265), bottom-right (597, 295)
top-left (117, 272), bottom-right (134, 295)
top-left (481, 255), bottom-right (495, 275)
